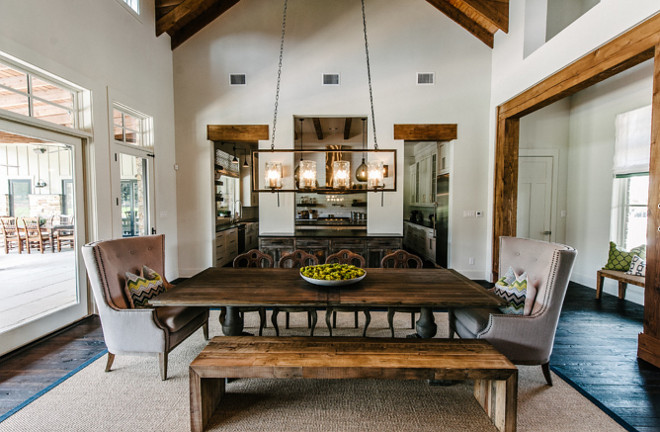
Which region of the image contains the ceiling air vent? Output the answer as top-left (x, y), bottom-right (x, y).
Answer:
top-left (229, 73), bottom-right (247, 86)
top-left (322, 73), bottom-right (340, 86)
top-left (417, 72), bottom-right (435, 85)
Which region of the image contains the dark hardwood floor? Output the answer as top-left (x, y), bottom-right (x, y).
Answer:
top-left (551, 283), bottom-right (660, 432)
top-left (0, 316), bottom-right (106, 421)
top-left (0, 282), bottom-right (659, 432)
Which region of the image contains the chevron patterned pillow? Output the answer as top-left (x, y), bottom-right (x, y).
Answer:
top-left (493, 268), bottom-right (533, 315)
top-left (124, 269), bottom-right (166, 309)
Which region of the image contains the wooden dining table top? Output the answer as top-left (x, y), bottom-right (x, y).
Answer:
top-left (150, 267), bottom-right (504, 309)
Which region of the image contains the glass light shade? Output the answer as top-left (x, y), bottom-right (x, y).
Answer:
top-left (265, 161), bottom-right (283, 189)
top-left (299, 160), bottom-right (317, 189)
top-left (367, 160), bottom-right (384, 188)
top-left (355, 158), bottom-right (368, 182)
top-left (332, 160), bottom-right (351, 189)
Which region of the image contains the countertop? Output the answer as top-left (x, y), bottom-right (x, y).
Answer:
top-left (216, 219), bottom-right (258, 233)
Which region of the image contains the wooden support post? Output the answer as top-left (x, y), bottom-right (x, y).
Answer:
top-left (190, 367), bottom-right (225, 432)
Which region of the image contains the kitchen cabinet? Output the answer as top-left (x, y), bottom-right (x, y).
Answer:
top-left (244, 222), bottom-right (259, 251)
top-left (240, 165), bottom-right (259, 207)
top-left (403, 221), bottom-right (435, 263)
top-left (408, 144), bottom-right (437, 207)
top-left (215, 227), bottom-right (239, 267)
top-left (437, 142), bottom-right (449, 175)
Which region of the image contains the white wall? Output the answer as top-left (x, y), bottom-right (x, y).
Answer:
top-left (0, 0), bottom-right (179, 279)
top-left (488, 0), bottom-right (660, 279)
top-left (173, 0), bottom-right (493, 277)
top-left (566, 60), bottom-right (652, 304)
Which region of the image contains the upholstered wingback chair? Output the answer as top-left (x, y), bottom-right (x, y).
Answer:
top-left (449, 236), bottom-right (577, 385)
top-left (82, 235), bottom-right (209, 380)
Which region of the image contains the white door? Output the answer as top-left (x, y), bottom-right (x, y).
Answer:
top-left (0, 119), bottom-right (88, 356)
top-left (517, 156), bottom-right (553, 241)
top-left (111, 147), bottom-right (155, 237)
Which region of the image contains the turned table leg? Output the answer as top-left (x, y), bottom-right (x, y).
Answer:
top-left (221, 306), bottom-right (245, 336)
top-left (412, 307), bottom-right (437, 338)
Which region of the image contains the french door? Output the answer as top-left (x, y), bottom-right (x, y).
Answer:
top-left (0, 118), bottom-right (88, 356)
top-left (112, 147), bottom-right (155, 238)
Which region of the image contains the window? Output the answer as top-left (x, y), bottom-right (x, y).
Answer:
top-left (121, 0), bottom-right (140, 14)
top-left (0, 59), bottom-right (80, 128)
top-left (113, 105), bottom-right (153, 149)
top-left (613, 174), bottom-right (648, 250)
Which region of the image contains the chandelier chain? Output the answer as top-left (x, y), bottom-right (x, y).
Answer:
top-left (271, 0), bottom-right (289, 150)
top-left (361, 0), bottom-right (378, 150)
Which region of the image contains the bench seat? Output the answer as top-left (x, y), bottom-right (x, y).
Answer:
top-left (190, 336), bottom-right (518, 432)
top-left (596, 269), bottom-right (645, 300)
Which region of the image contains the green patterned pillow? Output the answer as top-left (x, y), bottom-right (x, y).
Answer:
top-left (124, 269), bottom-right (166, 308)
top-left (603, 242), bottom-right (645, 271)
top-left (493, 270), bottom-right (531, 315)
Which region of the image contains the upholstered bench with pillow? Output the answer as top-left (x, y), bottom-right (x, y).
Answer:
top-left (596, 242), bottom-right (646, 300)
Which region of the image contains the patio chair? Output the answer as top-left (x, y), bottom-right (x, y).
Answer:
top-left (22, 216), bottom-right (52, 253)
top-left (54, 214), bottom-right (75, 251)
top-left (271, 250), bottom-right (319, 336)
top-left (230, 249), bottom-right (272, 335)
top-left (82, 234), bottom-right (209, 380)
top-left (324, 249), bottom-right (370, 336)
top-left (381, 250), bottom-right (423, 337)
top-left (449, 236), bottom-right (577, 386)
top-left (1, 216), bottom-right (23, 254)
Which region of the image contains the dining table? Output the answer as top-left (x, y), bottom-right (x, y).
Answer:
top-left (149, 267), bottom-right (504, 338)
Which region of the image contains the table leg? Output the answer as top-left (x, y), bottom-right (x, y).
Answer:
top-left (221, 306), bottom-right (245, 336)
top-left (412, 307), bottom-right (437, 338)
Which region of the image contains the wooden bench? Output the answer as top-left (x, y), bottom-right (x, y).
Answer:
top-left (596, 269), bottom-right (645, 300)
top-left (189, 336), bottom-right (518, 432)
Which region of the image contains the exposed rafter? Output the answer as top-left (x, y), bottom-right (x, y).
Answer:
top-left (426, 0), bottom-right (508, 48)
top-left (312, 118), bottom-right (324, 141)
top-left (343, 118), bottom-right (352, 140)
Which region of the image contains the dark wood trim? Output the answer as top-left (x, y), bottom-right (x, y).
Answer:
top-left (312, 118), bottom-right (324, 140)
top-left (156, 0), bottom-right (215, 36)
top-left (492, 13), bottom-right (660, 368)
top-left (459, 0), bottom-right (509, 33)
top-left (343, 118), bottom-right (352, 140)
top-left (393, 124), bottom-right (457, 141)
top-left (425, 0), bottom-right (494, 48)
top-left (169, 0), bottom-right (241, 50)
top-left (207, 124), bottom-right (269, 141)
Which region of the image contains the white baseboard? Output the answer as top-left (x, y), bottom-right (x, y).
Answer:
top-left (179, 267), bottom-right (207, 278)
top-left (454, 269), bottom-right (488, 280)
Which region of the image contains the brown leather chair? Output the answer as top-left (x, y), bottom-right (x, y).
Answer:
top-left (324, 250), bottom-right (370, 336)
top-left (381, 250), bottom-right (423, 337)
top-left (82, 235), bottom-right (209, 380)
top-left (231, 249), bottom-right (272, 335)
top-left (272, 250), bottom-right (318, 336)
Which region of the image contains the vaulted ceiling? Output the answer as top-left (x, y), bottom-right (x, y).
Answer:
top-left (155, 0), bottom-right (508, 50)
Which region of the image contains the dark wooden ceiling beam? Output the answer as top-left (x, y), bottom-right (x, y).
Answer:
top-left (312, 118), bottom-right (324, 140)
top-left (207, 124), bottom-right (269, 141)
top-left (393, 124), bottom-right (458, 141)
top-left (169, 0), bottom-right (240, 49)
top-left (343, 118), bottom-right (352, 140)
top-left (425, 0), bottom-right (510, 48)
top-left (156, 0), bottom-right (216, 36)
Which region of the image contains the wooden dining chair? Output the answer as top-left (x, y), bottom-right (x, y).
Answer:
top-left (381, 250), bottom-right (424, 337)
top-left (272, 250), bottom-right (319, 336)
top-left (231, 249), bottom-right (273, 335)
top-left (1, 216), bottom-right (23, 254)
top-left (22, 217), bottom-right (52, 254)
top-left (324, 249), bottom-right (370, 336)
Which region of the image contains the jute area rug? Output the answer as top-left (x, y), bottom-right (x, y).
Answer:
top-left (0, 311), bottom-right (624, 432)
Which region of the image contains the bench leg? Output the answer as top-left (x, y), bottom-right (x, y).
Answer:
top-left (596, 272), bottom-right (604, 300)
top-left (618, 281), bottom-right (627, 300)
top-left (190, 368), bottom-right (225, 432)
top-left (474, 373), bottom-right (518, 432)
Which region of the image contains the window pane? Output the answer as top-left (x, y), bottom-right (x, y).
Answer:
top-left (113, 109), bottom-right (123, 127)
top-left (122, 0), bottom-right (139, 14)
top-left (31, 76), bottom-right (74, 110)
top-left (624, 206), bottom-right (647, 249)
top-left (124, 113), bottom-right (139, 132)
top-left (120, 153), bottom-right (148, 237)
top-left (628, 175), bottom-right (649, 206)
top-left (0, 87), bottom-right (29, 116)
top-left (33, 99), bottom-right (74, 128)
top-left (114, 126), bottom-right (124, 142)
top-left (0, 62), bottom-right (28, 93)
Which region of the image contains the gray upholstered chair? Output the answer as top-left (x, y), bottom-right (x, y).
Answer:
top-left (82, 235), bottom-right (209, 381)
top-left (449, 236), bottom-right (577, 386)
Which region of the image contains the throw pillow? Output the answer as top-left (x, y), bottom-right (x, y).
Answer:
top-left (625, 255), bottom-right (646, 277)
top-left (142, 265), bottom-right (174, 290)
top-left (496, 266), bottom-right (516, 287)
top-left (124, 269), bottom-right (166, 309)
top-left (493, 271), bottom-right (529, 315)
top-left (603, 242), bottom-right (645, 271)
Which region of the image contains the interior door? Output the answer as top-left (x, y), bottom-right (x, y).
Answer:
top-left (0, 119), bottom-right (88, 356)
top-left (517, 156), bottom-right (553, 241)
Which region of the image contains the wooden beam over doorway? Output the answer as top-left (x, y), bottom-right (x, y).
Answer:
top-left (393, 124), bottom-right (457, 141)
top-left (207, 125), bottom-right (269, 141)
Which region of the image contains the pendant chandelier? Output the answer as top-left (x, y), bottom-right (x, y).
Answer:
top-left (253, 0), bottom-right (395, 200)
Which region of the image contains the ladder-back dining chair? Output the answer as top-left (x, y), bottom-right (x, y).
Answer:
top-left (1, 216), bottom-right (23, 254)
